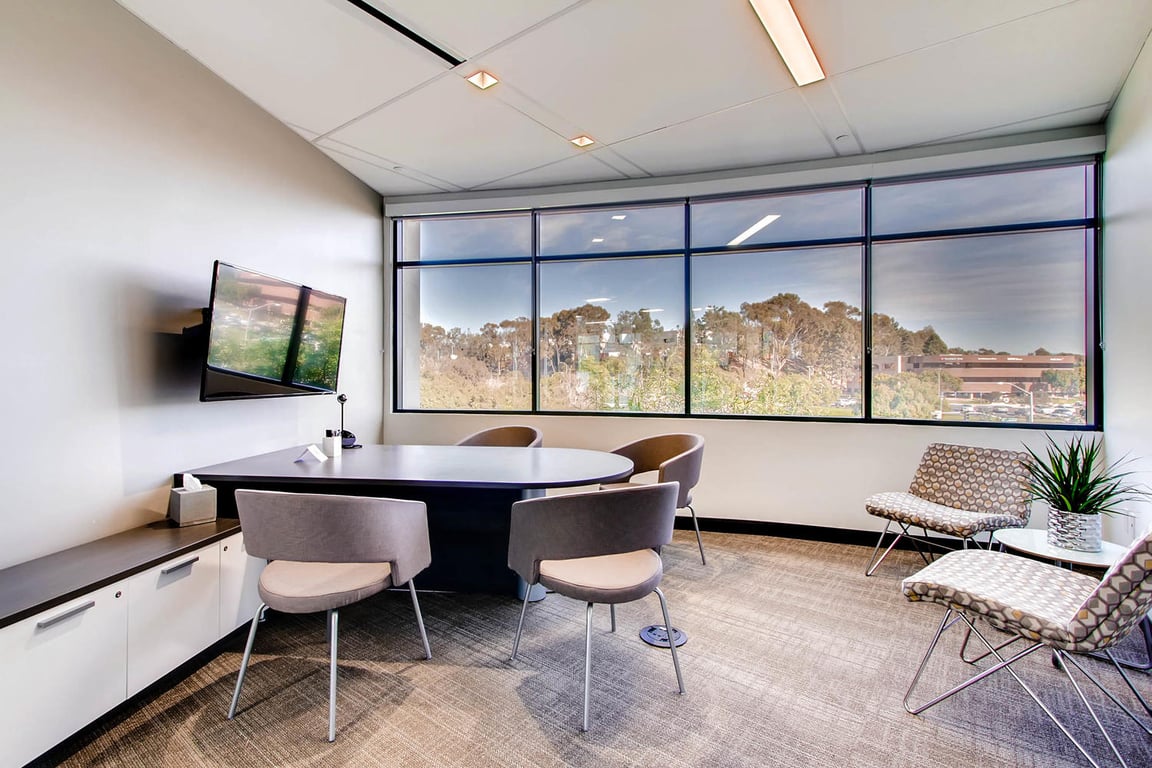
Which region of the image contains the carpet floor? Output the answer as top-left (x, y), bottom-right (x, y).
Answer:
top-left (34, 531), bottom-right (1152, 767)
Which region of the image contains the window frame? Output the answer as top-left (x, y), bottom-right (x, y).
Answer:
top-left (392, 158), bottom-right (1101, 430)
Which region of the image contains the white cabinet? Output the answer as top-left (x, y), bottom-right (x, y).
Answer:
top-left (219, 532), bottom-right (265, 636)
top-left (126, 542), bottom-right (221, 697)
top-left (0, 583), bottom-right (128, 768)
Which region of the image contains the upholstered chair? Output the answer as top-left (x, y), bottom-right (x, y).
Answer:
top-left (456, 425), bottom-right (543, 448)
top-left (601, 433), bottom-right (706, 564)
top-left (227, 490), bottom-right (432, 742)
top-left (507, 482), bottom-right (686, 731)
top-left (901, 528), bottom-right (1152, 767)
top-left (864, 442), bottom-right (1031, 576)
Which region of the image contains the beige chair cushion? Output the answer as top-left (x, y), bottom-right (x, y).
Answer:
top-left (539, 549), bottom-right (663, 605)
top-left (866, 491), bottom-right (1029, 538)
top-left (903, 549), bottom-right (1100, 650)
top-left (258, 560), bottom-right (393, 614)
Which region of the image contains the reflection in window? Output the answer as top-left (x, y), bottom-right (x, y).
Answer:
top-left (691, 188), bottom-right (862, 248)
top-left (872, 165), bottom-right (1094, 235)
top-left (538, 257), bottom-right (684, 413)
top-left (399, 213), bottom-right (531, 261)
top-left (538, 204), bottom-right (684, 256)
top-left (397, 264), bottom-right (532, 410)
top-left (691, 246), bottom-right (863, 416)
top-left (871, 230), bottom-right (1089, 425)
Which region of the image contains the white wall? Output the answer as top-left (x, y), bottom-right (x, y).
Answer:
top-left (1103, 32), bottom-right (1152, 537)
top-left (0, 0), bottom-right (384, 569)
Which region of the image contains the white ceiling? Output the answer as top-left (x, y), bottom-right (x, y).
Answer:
top-left (114, 0), bottom-right (1152, 199)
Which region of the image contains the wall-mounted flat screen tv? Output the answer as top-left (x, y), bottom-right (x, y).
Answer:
top-left (200, 261), bottom-right (346, 401)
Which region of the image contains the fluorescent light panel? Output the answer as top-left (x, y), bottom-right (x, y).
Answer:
top-left (728, 214), bottom-right (780, 246)
top-left (748, 0), bottom-right (825, 86)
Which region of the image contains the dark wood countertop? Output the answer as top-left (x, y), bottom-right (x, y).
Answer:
top-left (0, 519), bottom-right (241, 629)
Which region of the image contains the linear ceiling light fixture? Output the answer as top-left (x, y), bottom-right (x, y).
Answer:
top-left (747, 0), bottom-right (825, 86)
top-left (466, 71), bottom-right (499, 89)
top-left (728, 214), bottom-right (781, 246)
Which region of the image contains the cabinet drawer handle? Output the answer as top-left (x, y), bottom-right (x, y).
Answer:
top-left (36, 600), bottom-right (96, 629)
top-left (161, 556), bottom-right (200, 575)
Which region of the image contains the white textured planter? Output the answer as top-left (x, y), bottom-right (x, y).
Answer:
top-left (1047, 508), bottom-right (1103, 552)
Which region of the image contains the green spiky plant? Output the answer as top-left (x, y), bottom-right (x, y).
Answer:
top-left (1022, 434), bottom-right (1148, 517)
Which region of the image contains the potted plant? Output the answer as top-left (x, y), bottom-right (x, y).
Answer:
top-left (1022, 434), bottom-right (1148, 552)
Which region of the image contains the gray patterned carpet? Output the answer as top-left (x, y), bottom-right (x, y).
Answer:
top-left (36, 532), bottom-right (1152, 767)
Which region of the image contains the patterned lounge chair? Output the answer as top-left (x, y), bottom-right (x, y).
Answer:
top-left (901, 529), bottom-right (1152, 767)
top-left (864, 443), bottom-right (1032, 576)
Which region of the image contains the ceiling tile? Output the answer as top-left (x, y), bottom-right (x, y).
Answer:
top-left (611, 91), bottom-right (835, 176)
top-left (917, 105), bottom-right (1110, 146)
top-left (115, 0), bottom-right (449, 135)
top-left (364, 0), bottom-right (584, 59)
top-left (833, 0), bottom-right (1152, 151)
top-left (317, 140), bottom-right (461, 194)
top-left (795, 0), bottom-right (1075, 75)
top-left (476, 0), bottom-right (796, 145)
top-left (474, 152), bottom-right (629, 191)
top-left (324, 75), bottom-right (582, 189)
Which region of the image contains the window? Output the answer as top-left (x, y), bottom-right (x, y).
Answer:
top-left (393, 160), bottom-right (1098, 427)
top-left (870, 166), bottom-right (1095, 425)
top-left (395, 215), bottom-right (532, 411)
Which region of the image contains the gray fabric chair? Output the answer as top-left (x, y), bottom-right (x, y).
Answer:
top-left (508, 482), bottom-right (685, 731)
top-left (601, 433), bottom-right (707, 564)
top-left (902, 529), bottom-right (1152, 768)
top-left (456, 425), bottom-right (543, 448)
top-left (864, 442), bottom-right (1031, 576)
top-left (227, 490), bottom-right (432, 742)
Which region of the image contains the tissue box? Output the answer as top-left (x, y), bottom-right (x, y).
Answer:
top-left (168, 485), bottom-right (217, 527)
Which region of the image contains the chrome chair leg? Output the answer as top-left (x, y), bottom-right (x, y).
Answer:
top-left (1056, 650), bottom-right (1129, 768)
top-left (1060, 652), bottom-right (1152, 734)
top-left (907, 609), bottom-right (1111, 768)
top-left (408, 580), bottom-right (432, 660)
top-left (686, 504), bottom-right (706, 565)
top-left (583, 602), bottom-right (594, 732)
top-left (328, 609), bottom-right (339, 742)
top-left (654, 587), bottom-right (685, 695)
top-left (510, 590), bottom-right (531, 661)
top-left (610, 604), bottom-right (616, 633)
top-left (228, 602), bottom-right (267, 719)
top-left (865, 521), bottom-right (901, 576)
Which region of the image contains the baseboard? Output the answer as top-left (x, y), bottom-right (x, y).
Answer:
top-left (673, 516), bottom-right (959, 552)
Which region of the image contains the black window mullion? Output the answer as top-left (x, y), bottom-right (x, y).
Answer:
top-left (683, 199), bottom-right (692, 416)
top-left (863, 182), bottom-right (873, 421)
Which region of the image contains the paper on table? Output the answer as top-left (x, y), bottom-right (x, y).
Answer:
top-left (294, 445), bottom-right (329, 463)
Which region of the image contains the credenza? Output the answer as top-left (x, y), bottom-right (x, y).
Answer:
top-left (0, 520), bottom-right (265, 767)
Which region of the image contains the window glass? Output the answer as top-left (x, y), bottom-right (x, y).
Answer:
top-left (399, 214), bottom-right (531, 262)
top-left (691, 246), bottom-right (863, 416)
top-left (397, 263), bottom-right (532, 410)
top-left (538, 256), bottom-right (684, 412)
top-left (871, 230), bottom-right (1088, 424)
top-left (691, 188), bottom-right (862, 249)
top-left (538, 204), bottom-right (684, 256)
top-left (872, 165), bottom-right (1094, 235)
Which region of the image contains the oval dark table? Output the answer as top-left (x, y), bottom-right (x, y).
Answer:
top-left (182, 445), bottom-right (634, 595)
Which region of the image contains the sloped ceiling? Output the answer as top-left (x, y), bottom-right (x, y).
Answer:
top-left (115, 0), bottom-right (1152, 198)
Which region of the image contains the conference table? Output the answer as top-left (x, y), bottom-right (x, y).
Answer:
top-left (181, 444), bottom-right (634, 596)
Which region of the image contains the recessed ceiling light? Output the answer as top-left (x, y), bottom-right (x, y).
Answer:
top-left (466, 70), bottom-right (499, 89)
top-left (748, 0), bottom-right (825, 86)
top-left (611, 215), bottom-right (627, 220)
top-left (728, 214), bottom-right (781, 246)
top-left (570, 135), bottom-right (595, 148)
